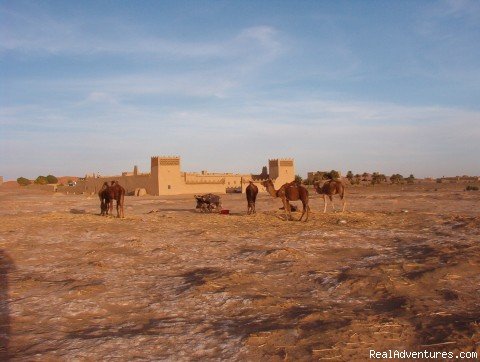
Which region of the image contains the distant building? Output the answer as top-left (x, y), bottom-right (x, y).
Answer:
top-left (79, 156), bottom-right (295, 196)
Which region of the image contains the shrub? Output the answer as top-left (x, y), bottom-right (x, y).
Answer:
top-left (17, 177), bottom-right (31, 186)
top-left (34, 176), bottom-right (48, 185)
top-left (466, 185), bottom-right (479, 191)
top-left (46, 175), bottom-right (58, 184)
top-left (371, 172), bottom-right (387, 185)
top-left (325, 170), bottom-right (340, 180)
top-left (294, 174), bottom-right (303, 184)
top-left (390, 174), bottom-right (404, 184)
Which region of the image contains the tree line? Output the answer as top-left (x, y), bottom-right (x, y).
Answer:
top-left (297, 170), bottom-right (415, 186)
top-left (17, 175), bottom-right (59, 186)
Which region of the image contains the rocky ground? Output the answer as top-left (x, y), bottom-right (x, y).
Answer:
top-left (0, 183), bottom-right (479, 361)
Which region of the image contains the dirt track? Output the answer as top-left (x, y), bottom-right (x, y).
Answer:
top-left (0, 184), bottom-right (479, 360)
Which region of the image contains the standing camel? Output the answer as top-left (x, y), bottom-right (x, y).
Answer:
top-left (106, 181), bottom-right (126, 218)
top-left (314, 180), bottom-right (346, 213)
top-left (245, 181), bottom-right (258, 214)
top-left (261, 179), bottom-right (310, 221)
top-left (98, 182), bottom-right (110, 216)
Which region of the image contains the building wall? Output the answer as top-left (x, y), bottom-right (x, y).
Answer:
top-left (269, 159), bottom-right (295, 187)
top-left (77, 156), bottom-right (295, 196)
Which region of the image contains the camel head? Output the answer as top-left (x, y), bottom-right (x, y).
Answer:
top-left (313, 180), bottom-right (323, 193)
top-left (261, 179), bottom-right (273, 188)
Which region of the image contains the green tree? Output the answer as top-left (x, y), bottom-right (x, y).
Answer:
top-left (406, 174), bottom-right (415, 184)
top-left (346, 171), bottom-right (353, 180)
top-left (17, 177), bottom-right (31, 186)
top-left (34, 176), bottom-right (48, 185)
top-left (294, 174), bottom-right (303, 184)
top-left (46, 175), bottom-right (58, 184)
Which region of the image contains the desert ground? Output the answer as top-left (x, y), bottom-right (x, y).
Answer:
top-left (0, 182), bottom-right (479, 361)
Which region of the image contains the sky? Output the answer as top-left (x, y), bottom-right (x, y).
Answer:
top-left (1, 0), bottom-right (479, 180)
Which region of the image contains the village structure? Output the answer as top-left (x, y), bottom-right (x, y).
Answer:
top-left (77, 156), bottom-right (295, 196)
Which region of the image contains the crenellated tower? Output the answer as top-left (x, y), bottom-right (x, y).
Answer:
top-left (269, 158), bottom-right (295, 186)
top-left (151, 156), bottom-right (181, 194)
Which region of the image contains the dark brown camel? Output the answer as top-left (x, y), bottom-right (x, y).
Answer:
top-left (107, 181), bottom-right (125, 218)
top-left (245, 181), bottom-right (258, 214)
top-left (261, 179), bottom-right (310, 221)
top-left (98, 182), bottom-right (110, 216)
top-left (314, 180), bottom-right (346, 213)
top-left (99, 181), bottom-right (125, 218)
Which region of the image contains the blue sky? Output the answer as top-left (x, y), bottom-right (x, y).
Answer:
top-left (1, 0), bottom-right (479, 180)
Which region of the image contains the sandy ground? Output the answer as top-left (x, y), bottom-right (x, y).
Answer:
top-left (0, 183), bottom-right (479, 361)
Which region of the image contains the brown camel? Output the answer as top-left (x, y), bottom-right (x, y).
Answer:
top-left (314, 180), bottom-right (346, 213)
top-left (261, 179), bottom-right (310, 221)
top-left (106, 181), bottom-right (125, 218)
top-left (98, 182), bottom-right (110, 216)
top-left (245, 181), bottom-right (258, 214)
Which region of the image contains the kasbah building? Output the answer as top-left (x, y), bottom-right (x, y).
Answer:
top-left (79, 156), bottom-right (295, 196)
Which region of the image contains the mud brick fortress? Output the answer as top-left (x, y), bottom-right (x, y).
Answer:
top-left (80, 156), bottom-right (295, 196)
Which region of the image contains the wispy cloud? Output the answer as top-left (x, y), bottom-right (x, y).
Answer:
top-left (0, 5), bottom-right (284, 62)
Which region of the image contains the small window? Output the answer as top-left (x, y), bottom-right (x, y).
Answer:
top-left (168, 185), bottom-right (171, 189)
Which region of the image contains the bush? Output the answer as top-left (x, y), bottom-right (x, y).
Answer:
top-left (46, 175), bottom-right (58, 184)
top-left (17, 177), bottom-right (31, 186)
top-left (371, 172), bottom-right (387, 185)
top-left (325, 170), bottom-right (340, 180)
top-left (466, 185), bottom-right (479, 191)
top-left (34, 176), bottom-right (48, 185)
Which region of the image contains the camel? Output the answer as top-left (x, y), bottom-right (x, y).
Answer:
top-left (99, 181), bottom-right (125, 218)
top-left (314, 180), bottom-right (346, 213)
top-left (261, 179), bottom-right (310, 221)
top-left (98, 182), bottom-right (110, 216)
top-left (245, 181), bottom-right (258, 214)
top-left (108, 181), bottom-right (125, 218)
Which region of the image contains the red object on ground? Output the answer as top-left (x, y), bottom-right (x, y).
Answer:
top-left (220, 209), bottom-right (230, 215)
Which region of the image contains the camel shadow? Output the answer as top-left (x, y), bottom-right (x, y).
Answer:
top-left (147, 208), bottom-right (198, 214)
top-left (0, 250), bottom-right (14, 360)
top-left (69, 209), bottom-right (86, 214)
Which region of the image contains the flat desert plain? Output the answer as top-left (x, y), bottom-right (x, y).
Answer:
top-left (0, 183), bottom-right (479, 360)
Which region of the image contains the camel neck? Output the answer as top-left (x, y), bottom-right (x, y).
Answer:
top-left (265, 184), bottom-right (278, 197)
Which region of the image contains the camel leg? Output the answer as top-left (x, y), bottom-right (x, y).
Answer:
top-left (304, 205), bottom-right (310, 222)
top-left (342, 199), bottom-right (346, 213)
top-left (330, 196), bottom-right (336, 212)
top-left (299, 201), bottom-right (308, 222)
top-left (282, 198), bottom-right (292, 221)
top-left (323, 195), bottom-right (327, 213)
top-left (108, 200), bottom-right (113, 216)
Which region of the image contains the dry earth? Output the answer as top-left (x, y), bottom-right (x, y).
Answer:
top-left (0, 183), bottom-right (479, 361)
